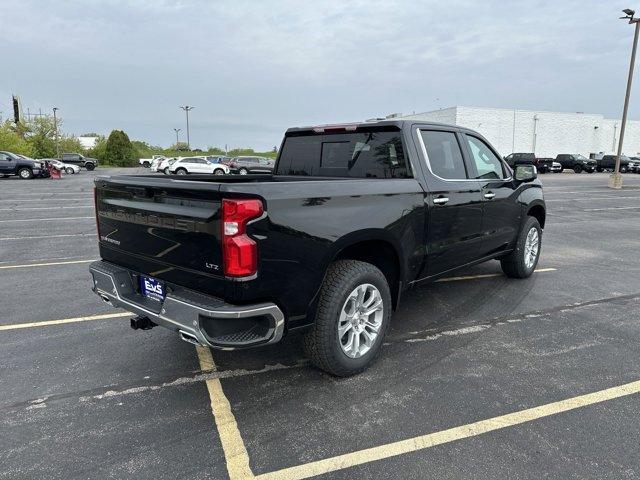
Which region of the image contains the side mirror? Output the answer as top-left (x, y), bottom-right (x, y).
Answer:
top-left (515, 164), bottom-right (537, 182)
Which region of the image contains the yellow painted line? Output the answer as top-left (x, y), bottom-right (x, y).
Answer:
top-left (0, 312), bottom-right (131, 331)
top-left (196, 345), bottom-right (254, 479)
top-left (0, 259), bottom-right (97, 270)
top-left (436, 267), bottom-right (556, 283)
top-left (256, 379), bottom-right (640, 480)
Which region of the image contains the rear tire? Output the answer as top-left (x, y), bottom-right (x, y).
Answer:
top-left (558, 166), bottom-right (564, 173)
top-left (500, 216), bottom-right (542, 279)
top-left (573, 165), bottom-right (582, 173)
top-left (303, 260), bottom-right (391, 377)
top-left (65, 167), bottom-right (74, 174)
top-left (214, 168), bottom-right (225, 175)
top-left (18, 167), bottom-right (33, 180)
top-left (239, 168), bottom-right (249, 175)
top-left (175, 168), bottom-right (188, 175)
top-left (596, 166), bottom-right (603, 172)
top-left (621, 166), bottom-right (628, 173)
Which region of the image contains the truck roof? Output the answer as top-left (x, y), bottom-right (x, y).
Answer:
top-left (285, 119), bottom-right (478, 135)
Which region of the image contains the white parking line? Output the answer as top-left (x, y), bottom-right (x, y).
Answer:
top-left (584, 206), bottom-right (640, 212)
top-left (0, 216), bottom-right (93, 223)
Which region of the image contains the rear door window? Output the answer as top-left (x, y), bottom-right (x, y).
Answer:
top-left (419, 130), bottom-right (467, 180)
top-left (277, 130), bottom-right (410, 178)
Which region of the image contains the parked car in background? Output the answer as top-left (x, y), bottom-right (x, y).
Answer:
top-left (42, 158), bottom-right (80, 174)
top-left (139, 155), bottom-right (166, 167)
top-left (156, 157), bottom-right (178, 174)
top-left (90, 120), bottom-right (545, 376)
top-left (549, 161), bottom-right (562, 173)
top-left (503, 153), bottom-right (536, 168)
top-left (205, 155), bottom-right (231, 165)
top-left (597, 155), bottom-right (631, 173)
top-left (554, 154), bottom-right (596, 173)
top-left (535, 158), bottom-right (554, 173)
top-left (60, 153), bottom-right (98, 170)
top-left (627, 157), bottom-right (640, 173)
top-left (169, 157), bottom-right (230, 175)
top-left (0, 151), bottom-right (47, 179)
top-left (228, 156), bottom-right (275, 174)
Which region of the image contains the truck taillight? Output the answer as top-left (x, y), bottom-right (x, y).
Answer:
top-left (221, 198), bottom-right (263, 277)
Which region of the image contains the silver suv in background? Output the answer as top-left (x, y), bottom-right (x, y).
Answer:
top-left (227, 156), bottom-right (274, 175)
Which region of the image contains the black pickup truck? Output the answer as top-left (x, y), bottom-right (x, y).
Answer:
top-left (90, 120), bottom-right (545, 376)
top-left (555, 154), bottom-right (596, 173)
top-left (61, 153), bottom-right (98, 170)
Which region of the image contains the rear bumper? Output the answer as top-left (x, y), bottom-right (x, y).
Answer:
top-left (89, 260), bottom-right (285, 350)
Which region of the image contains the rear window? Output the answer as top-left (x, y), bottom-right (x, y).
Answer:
top-left (276, 130), bottom-right (411, 178)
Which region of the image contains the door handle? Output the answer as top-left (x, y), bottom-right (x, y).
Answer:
top-left (483, 192), bottom-right (496, 199)
top-left (432, 196), bottom-right (449, 205)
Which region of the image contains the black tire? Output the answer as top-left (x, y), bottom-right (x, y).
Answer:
top-left (500, 216), bottom-right (542, 279)
top-left (596, 166), bottom-right (603, 172)
top-left (18, 167), bottom-right (33, 180)
top-left (214, 168), bottom-right (225, 175)
top-left (65, 167), bottom-right (74, 174)
top-left (303, 260), bottom-right (392, 377)
top-left (85, 163), bottom-right (95, 171)
top-left (163, 167), bottom-right (170, 174)
top-left (621, 166), bottom-right (628, 173)
top-left (573, 165), bottom-right (582, 174)
top-left (558, 166), bottom-right (564, 173)
top-left (142, 161), bottom-right (150, 168)
top-left (175, 168), bottom-right (188, 175)
top-left (586, 169), bottom-right (594, 174)
top-left (239, 168), bottom-right (249, 175)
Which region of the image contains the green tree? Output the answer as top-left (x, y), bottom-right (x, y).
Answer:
top-left (104, 130), bottom-right (136, 167)
top-left (27, 116), bottom-right (57, 157)
top-left (87, 136), bottom-right (107, 162)
top-left (0, 120), bottom-right (35, 156)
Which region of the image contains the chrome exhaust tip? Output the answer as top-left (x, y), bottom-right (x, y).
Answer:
top-left (179, 330), bottom-right (201, 346)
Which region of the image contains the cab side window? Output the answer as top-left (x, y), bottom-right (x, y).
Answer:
top-left (419, 130), bottom-right (467, 179)
top-left (464, 135), bottom-right (506, 180)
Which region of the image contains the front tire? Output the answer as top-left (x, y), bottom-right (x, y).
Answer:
top-left (214, 168), bottom-right (225, 175)
top-left (65, 167), bottom-right (74, 174)
top-left (175, 168), bottom-right (188, 175)
top-left (239, 168), bottom-right (248, 175)
top-left (500, 217), bottom-right (542, 279)
top-left (573, 165), bottom-right (582, 174)
top-left (303, 260), bottom-right (391, 377)
top-left (85, 163), bottom-right (95, 171)
top-left (18, 168), bottom-right (33, 179)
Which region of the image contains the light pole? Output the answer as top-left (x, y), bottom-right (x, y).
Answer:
top-left (52, 107), bottom-right (60, 158)
top-left (610, 9), bottom-right (640, 189)
top-left (173, 128), bottom-right (181, 148)
top-left (179, 106), bottom-right (194, 150)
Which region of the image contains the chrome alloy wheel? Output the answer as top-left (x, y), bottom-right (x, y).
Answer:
top-left (524, 227), bottom-right (539, 269)
top-left (338, 283), bottom-right (384, 358)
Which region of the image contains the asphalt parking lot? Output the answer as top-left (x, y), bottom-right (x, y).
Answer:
top-left (2, 169), bottom-right (640, 479)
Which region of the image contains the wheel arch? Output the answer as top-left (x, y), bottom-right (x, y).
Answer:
top-left (324, 230), bottom-right (405, 310)
top-left (526, 202), bottom-right (546, 229)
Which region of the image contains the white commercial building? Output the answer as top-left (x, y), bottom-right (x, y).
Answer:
top-left (399, 106), bottom-right (640, 158)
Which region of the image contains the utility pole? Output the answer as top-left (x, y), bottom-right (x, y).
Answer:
top-left (610, 9), bottom-right (640, 189)
top-left (53, 107), bottom-right (60, 158)
top-left (179, 105), bottom-right (194, 150)
top-left (173, 128), bottom-right (181, 148)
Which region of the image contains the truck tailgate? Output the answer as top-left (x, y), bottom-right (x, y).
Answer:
top-left (94, 177), bottom-right (225, 278)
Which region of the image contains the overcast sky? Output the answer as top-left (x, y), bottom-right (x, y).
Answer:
top-left (2, 0), bottom-right (639, 150)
